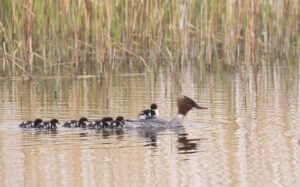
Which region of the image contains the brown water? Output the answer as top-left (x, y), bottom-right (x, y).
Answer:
top-left (0, 63), bottom-right (299, 186)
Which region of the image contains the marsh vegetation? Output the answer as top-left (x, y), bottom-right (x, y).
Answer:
top-left (0, 2), bottom-right (299, 186)
top-left (0, 0), bottom-right (299, 78)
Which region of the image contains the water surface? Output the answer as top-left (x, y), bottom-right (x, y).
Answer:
top-left (0, 64), bottom-right (299, 186)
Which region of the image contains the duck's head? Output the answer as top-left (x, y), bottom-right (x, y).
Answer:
top-left (50, 118), bottom-right (60, 124)
top-left (150, 103), bottom-right (158, 110)
top-left (116, 116), bottom-right (124, 121)
top-left (79, 117), bottom-right (89, 123)
top-left (150, 103), bottom-right (159, 116)
top-left (177, 95), bottom-right (207, 116)
top-left (102, 117), bottom-right (113, 122)
top-left (34, 118), bottom-right (43, 125)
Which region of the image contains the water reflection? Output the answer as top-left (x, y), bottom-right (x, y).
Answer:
top-left (144, 135), bottom-right (157, 147)
top-left (177, 134), bottom-right (201, 154)
top-left (136, 126), bottom-right (202, 155)
top-left (0, 63), bottom-right (299, 186)
top-left (21, 129), bottom-right (59, 136)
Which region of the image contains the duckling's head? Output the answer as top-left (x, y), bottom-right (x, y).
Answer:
top-left (116, 116), bottom-right (124, 121)
top-left (34, 118), bottom-right (43, 125)
top-left (150, 103), bottom-right (158, 110)
top-left (79, 117), bottom-right (89, 123)
top-left (50, 118), bottom-right (60, 124)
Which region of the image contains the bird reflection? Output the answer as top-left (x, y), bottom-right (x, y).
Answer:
top-left (78, 133), bottom-right (88, 137)
top-left (143, 131), bottom-right (158, 147)
top-left (21, 128), bottom-right (59, 136)
top-left (102, 129), bottom-right (111, 138)
top-left (136, 127), bottom-right (201, 154)
top-left (94, 129), bottom-right (125, 139)
top-left (177, 133), bottom-right (201, 154)
top-left (115, 129), bottom-right (125, 139)
top-left (135, 127), bottom-right (164, 147)
top-left (20, 124), bottom-right (201, 154)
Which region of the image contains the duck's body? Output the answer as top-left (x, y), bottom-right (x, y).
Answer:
top-left (19, 118), bottom-right (43, 128)
top-left (43, 119), bottom-right (60, 129)
top-left (88, 117), bottom-right (113, 129)
top-left (125, 118), bottom-right (168, 128)
top-left (101, 117), bottom-right (114, 128)
top-left (88, 120), bottom-right (103, 129)
top-left (88, 117), bottom-right (124, 129)
top-left (63, 117), bottom-right (89, 128)
top-left (109, 116), bottom-right (125, 128)
top-left (126, 96), bottom-right (207, 127)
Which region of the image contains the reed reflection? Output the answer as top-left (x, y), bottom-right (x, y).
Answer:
top-left (0, 62), bottom-right (299, 187)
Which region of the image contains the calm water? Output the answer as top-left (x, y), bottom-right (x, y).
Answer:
top-left (0, 64), bottom-right (299, 186)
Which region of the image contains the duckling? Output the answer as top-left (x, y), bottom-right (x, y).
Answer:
top-left (88, 117), bottom-right (114, 129)
top-left (101, 117), bottom-right (113, 128)
top-left (109, 116), bottom-right (125, 128)
top-left (88, 120), bottom-right (102, 129)
top-left (44, 119), bottom-right (60, 129)
top-left (62, 117), bottom-right (89, 128)
top-left (19, 118), bottom-right (43, 128)
top-left (138, 103), bottom-right (158, 119)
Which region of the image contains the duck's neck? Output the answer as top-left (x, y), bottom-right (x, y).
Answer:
top-left (169, 114), bottom-right (185, 126)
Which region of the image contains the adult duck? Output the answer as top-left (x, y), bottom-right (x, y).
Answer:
top-left (125, 95), bottom-right (207, 127)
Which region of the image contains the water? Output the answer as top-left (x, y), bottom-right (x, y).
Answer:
top-left (0, 63), bottom-right (299, 186)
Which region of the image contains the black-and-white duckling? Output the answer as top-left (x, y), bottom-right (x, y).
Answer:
top-left (88, 117), bottom-right (113, 129)
top-left (88, 120), bottom-right (102, 129)
top-left (109, 116), bottom-right (125, 128)
top-left (43, 119), bottom-right (60, 129)
top-left (101, 117), bottom-right (113, 128)
top-left (19, 118), bottom-right (43, 128)
top-left (138, 103), bottom-right (158, 119)
top-left (62, 117), bottom-right (89, 128)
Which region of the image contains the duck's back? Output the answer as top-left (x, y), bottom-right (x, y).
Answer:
top-left (63, 120), bottom-right (78, 128)
top-left (125, 118), bottom-right (168, 128)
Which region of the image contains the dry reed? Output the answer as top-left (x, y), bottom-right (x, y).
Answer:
top-left (0, 0), bottom-right (299, 77)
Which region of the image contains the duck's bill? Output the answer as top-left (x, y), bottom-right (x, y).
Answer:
top-left (195, 105), bottom-right (208, 109)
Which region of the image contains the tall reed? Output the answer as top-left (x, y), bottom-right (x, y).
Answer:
top-left (0, 0), bottom-right (299, 77)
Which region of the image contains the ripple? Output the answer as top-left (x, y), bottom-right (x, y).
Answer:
top-left (0, 64), bottom-right (299, 186)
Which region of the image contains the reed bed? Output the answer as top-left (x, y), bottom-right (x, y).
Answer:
top-left (0, 0), bottom-right (299, 77)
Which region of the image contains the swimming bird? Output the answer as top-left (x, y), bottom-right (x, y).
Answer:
top-left (138, 103), bottom-right (159, 119)
top-left (109, 116), bottom-right (125, 128)
top-left (62, 117), bottom-right (89, 128)
top-left (89, 116), bottom-right (124, 129)
top-left (88, 117), bottom-right (113, 129)
top-left (101, 117), bottom-right (114, 128)
top-left (125, 95), bottom-right (207, 127)
top-left (43, 119), bottom-right (60, 129)
top-left (19, 118), bottom-right (43, 128)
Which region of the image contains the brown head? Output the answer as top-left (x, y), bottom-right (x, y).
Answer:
top-left (116, 116), bottom-right (124, 121)
top-left (150, 103), bottom-right (158, 110)
top-left (50, 118), bottom-right (60, 124)
top-left (102, 117), bottom-right (113, 122)
top-left (34, 118), bottom-right (43, 125)
top-left (79, 117), bottom-right (89, 123)
top-left (177, 95), bottom-right (207, 116)
top-left (33, 118), bottom-right (43, 127)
